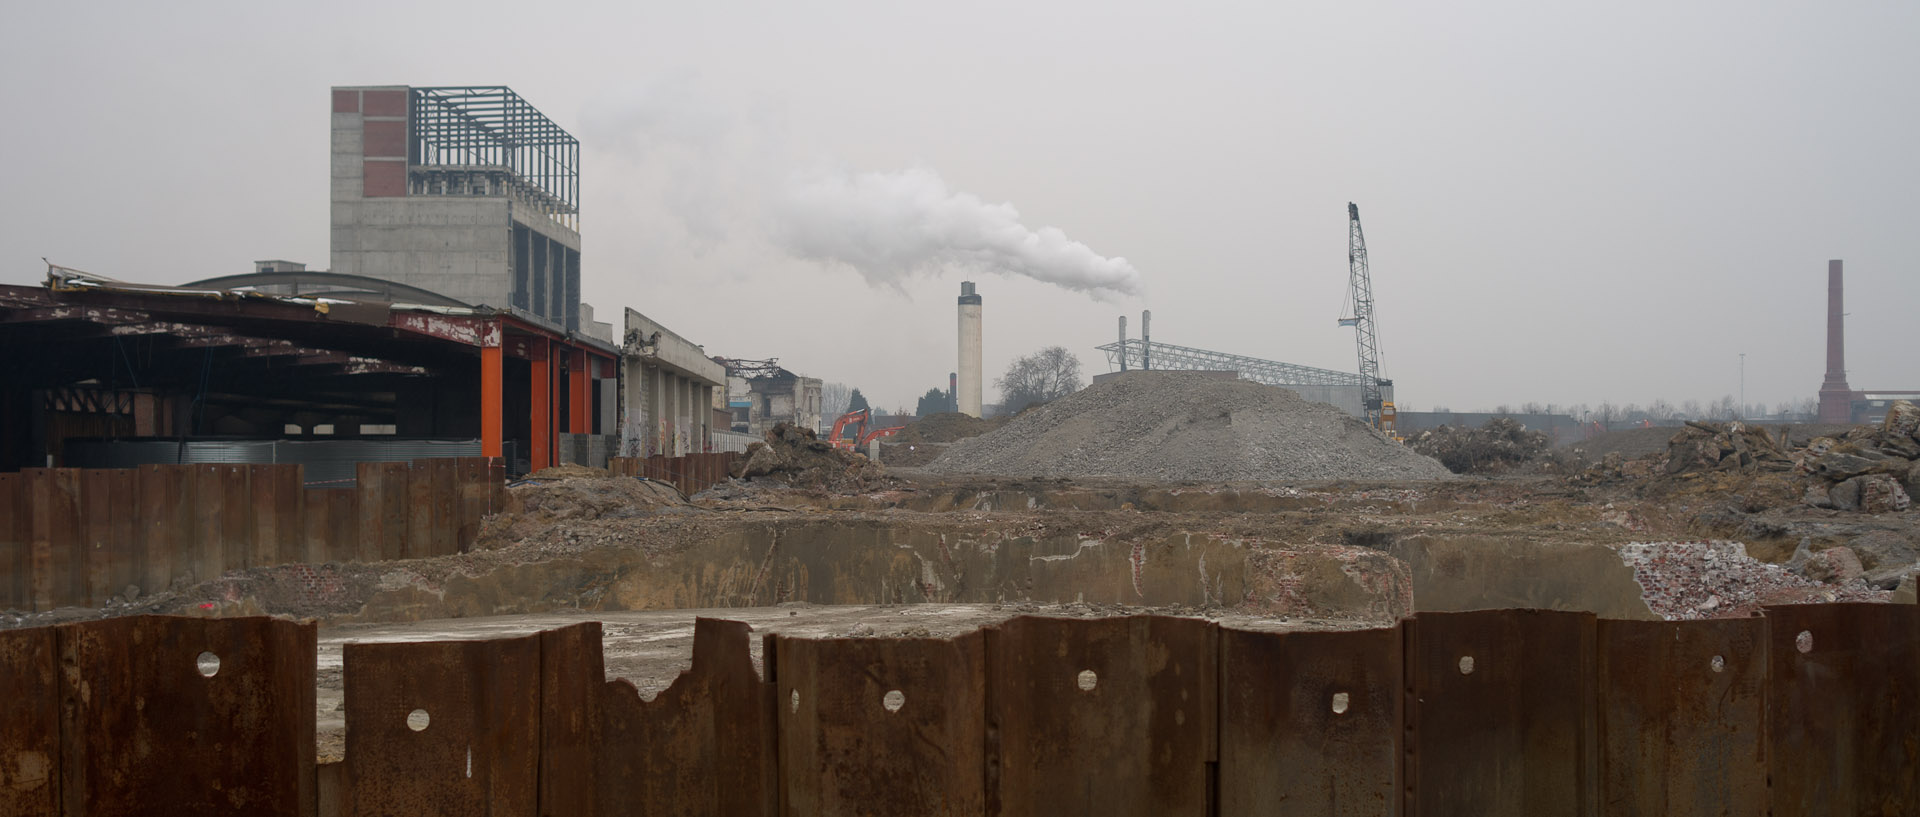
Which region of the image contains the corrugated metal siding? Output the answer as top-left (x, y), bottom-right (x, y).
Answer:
top-left (711, 430), bottom-right (758, 454)
top-left (62, 438), bottom-right (483, 487)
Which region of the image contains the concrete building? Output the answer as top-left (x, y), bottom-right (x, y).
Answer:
top-left (744, 368), bottom-right (824, 437)
top-left (621, 309), bottom-right (726, 457)
top-left (330, 86), bottom-right (581, 332)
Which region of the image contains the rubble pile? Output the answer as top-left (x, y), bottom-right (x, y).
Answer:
top-left (1618, 540), bottom-right (1887, 620)
top-left (475, 468), bottom-right (693, 550)
top-left (891, 412), bottom-right (1003, 444)
top-left (732, 422), bottom-right (887, 492)
top-left (1408, 417), bottom-right (1558, 474)
top-left (1662, 420), bottom-right (1796, 475)
top-left (928, 373), bottom-right (1453, 481)
top-left (1798, 401), bottom-right (1919, 513)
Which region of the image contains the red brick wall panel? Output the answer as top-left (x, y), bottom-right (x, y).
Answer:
top-left (363, 160), bottom-right (406, 198)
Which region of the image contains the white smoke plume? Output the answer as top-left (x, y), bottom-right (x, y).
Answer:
top-left (775, 165), bottom-right (1142, 299)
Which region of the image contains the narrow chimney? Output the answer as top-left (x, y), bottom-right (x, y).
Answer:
top-left (958, 282), bottom-right (983, 417)
top-left (1117, 316), bottom-right (1128, 372)
top-left (1141, 310), bottom-right (1152, 371)
top-left (1817, 260), bottom-right (1854, 423)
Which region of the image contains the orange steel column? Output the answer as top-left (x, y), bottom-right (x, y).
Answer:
top-left (530, 339), bottom-right (551, 471)
top-left (569, 349), bottom-right (589, 433)
top-left (480, 345), bottom-right (503, 458)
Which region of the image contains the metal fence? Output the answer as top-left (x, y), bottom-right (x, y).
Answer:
top-left (2, 604), bottom-right (1914, 815)
top-left (0, 458), bottom-right (506, 612)
top-left (607, 452), bottom-right (740, 497)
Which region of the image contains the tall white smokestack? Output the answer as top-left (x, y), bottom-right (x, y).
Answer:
top-left (958, 281), bottom-right (983, 417)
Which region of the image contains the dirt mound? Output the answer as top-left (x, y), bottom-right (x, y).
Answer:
top-left (892, 412), bottom-right (1005, 444)
top-left (732, 423), bottom-right (887, 491)
top-left (1409, 417), bottom-right (1561, 474)
top-left (926, 372), bottom-right (1453, 481)
top-left (476, 471), bottom-right (691, 549)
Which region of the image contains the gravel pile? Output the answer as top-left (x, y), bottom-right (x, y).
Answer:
top-left (926, 372), bottom-right (1453, 481)
top-left (1618, 540), bottom-right (1887, 620)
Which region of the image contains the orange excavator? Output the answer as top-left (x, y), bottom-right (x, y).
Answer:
top-left (827, 408), bottom-right (906, 451)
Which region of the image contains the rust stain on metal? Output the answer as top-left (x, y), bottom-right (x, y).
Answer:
top-left (1404, 609), bottom-right (1597, 817)
top-left (1597, 618), bottom-right (1767, 817)
top-left (0, 627), bottom-right (58, 817)
top-left (344, 631), bottom-right (541, 816)
top-left (989, 615), bottom-right (1217, 817)
top-left (777, 629), bottom-right (987, 815)
top-left (598, 618), bottom-right (775, 816)
top-left (1764, 603), bottom-right (1920, 817)
top-left (57, 616), bottom-right (315, 816)
top-left (1219, 625), bottom-right (1402, 816)
top-left (539, 623), bottom-right (603, 817)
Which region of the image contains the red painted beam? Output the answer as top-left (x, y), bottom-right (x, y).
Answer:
top-left (530, 339), bottom-right (552, 471)
top-left (569, 348), bottom-right (589, 434)
top-left (481, 346), bottom-right (503, 458)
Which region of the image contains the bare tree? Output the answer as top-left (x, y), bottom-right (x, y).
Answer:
top-left (1595, 401), bottom-right (1619, 430)
top-left (1680, 399), bottom-right (1703, 419)
top-left (997, 346), bottom-right (1083, 414)
top-left (820, 382), bottom-right (852, 418)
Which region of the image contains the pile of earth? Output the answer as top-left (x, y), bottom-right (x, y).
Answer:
top-left (926, 372), bottom-right (1453, 481)
top-left (732, 422), bottom-right (889, 492)
top-left (475, 467), bottom-right (694, 549)
top-left (891, 412), bottom-right (1005, 444)
top-left (1408, 417), bottom-right (1565, 475)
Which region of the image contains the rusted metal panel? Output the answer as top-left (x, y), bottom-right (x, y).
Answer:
top-left (106, 469), bottom-right (136, 600)
top-left (989, 615), bottom-right (1218, 817)
top-left (539, 623), bottom-right (603, 817)
top-left (407, 461), bottom-right (433, 559)
top-left (135, 465), bottom-right (185, 598)
top-left (1765, 603), bottom-right (1920, 816)
top-left (599, 618), bottom-right (776, 817)
top-left (1597, 618), bottom-right (1767, 817)
top-left (1219, 625), bottom-right (1402, 816)
top-left (189, 465), bottom-right (226, 584)
top-left (356, 462), bottom-right (409, 562)
top-left (777, 630), bottom-right (988, 816)
top-left (345, 632), bottom-right (541, 817)
top-left (0, 626), bottom-right (58, 816)
top-left (81, 469), bottom-right (112, 605)
top-left (26, 469), bottom-right (82, 611)
top-left (455, 458), bottom-right (482, 551)
top-left (0, 473), bottom-right (28, 610)
top-left (251, 463), bottom-right (302, 566)
top-left (215, 464), bottom-right (253, 575)
top-left (1404, 609), bottom-right (1597, 817)
top-left (57, 615), bottom-right (316, 816)
top-left (430, 458), bottom-right (458, 557)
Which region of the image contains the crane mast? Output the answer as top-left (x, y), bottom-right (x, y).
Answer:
top-left (1341, 202), bottom-right (1391, 430)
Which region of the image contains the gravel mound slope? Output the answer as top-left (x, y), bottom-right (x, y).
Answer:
top-left (927, 372), bottom-right (1453, 481)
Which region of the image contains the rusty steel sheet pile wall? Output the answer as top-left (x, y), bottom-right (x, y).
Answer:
top-left (4, 605), bottom-right (1920, 815)
top-left (608, 452), bottom-right (739, 496)
top-left (0, 458), bottom-right (505, 612)
top-left (0, 615), bottom-right (315, 817)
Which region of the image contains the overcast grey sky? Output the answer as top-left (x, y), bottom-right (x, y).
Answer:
top-left (5, 1), bottom-right (1914, 414)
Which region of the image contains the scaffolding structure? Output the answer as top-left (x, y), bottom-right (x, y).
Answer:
top-left (409, 87), bottom-right (580, 229)
top-left (1094, 339), bottom-right (1366, 387)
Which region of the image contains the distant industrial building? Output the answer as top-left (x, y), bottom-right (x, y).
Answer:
top-left (0, 84), bottom-right (724, 476)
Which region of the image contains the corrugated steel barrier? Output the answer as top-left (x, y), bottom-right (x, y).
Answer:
top-left (0, 458), bottom-right (506, 612)
top-left (1, 604), bottom-right (1915, 815)
top-left (608, 452), bottom-right (740, 497)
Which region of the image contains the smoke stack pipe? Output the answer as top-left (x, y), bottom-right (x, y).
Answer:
top-left (949, 372), bottom-right (958, 411)
top-left (958, 282), bottom-right (983, 417)
top-left (1118, 316), bottom-right (1127, 372)
top-left (1817, 259), bottom-right (1854, 423)
top-left (1142, 310), bottom-right (1151, 370)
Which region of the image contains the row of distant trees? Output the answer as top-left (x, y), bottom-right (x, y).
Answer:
top-left (819, 346), bottom-right (1089, 423)
top-left (1426, 396), bottom-right (1821, 427)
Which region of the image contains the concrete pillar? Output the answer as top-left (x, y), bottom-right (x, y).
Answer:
top-left (958, 282), bottom-right (983, 417)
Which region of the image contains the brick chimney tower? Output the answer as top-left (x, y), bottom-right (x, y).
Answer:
top-left (1817, 259), bottom-right (1855, 423)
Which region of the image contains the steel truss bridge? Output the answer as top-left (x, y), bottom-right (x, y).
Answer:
top-left (1094, 339), bottom-right (1365, 388)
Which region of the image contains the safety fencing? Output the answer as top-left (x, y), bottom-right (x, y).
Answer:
top-left (0, 458), bottom-right (506, 612)
top-left (607, 452), bottom-right (740, 497)
top-left (1, 604), bottom-right (1915, 816)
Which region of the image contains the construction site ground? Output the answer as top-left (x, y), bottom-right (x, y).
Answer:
top-left (9, 419), bottom-right (1918, 765)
